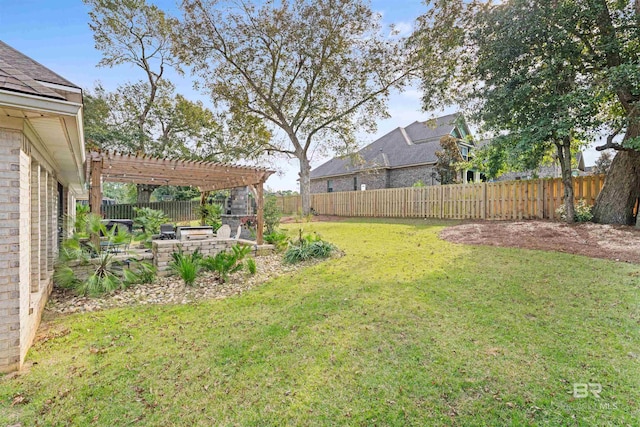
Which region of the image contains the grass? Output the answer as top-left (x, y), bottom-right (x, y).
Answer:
top-left (1, 218), bottom-right (639, 426)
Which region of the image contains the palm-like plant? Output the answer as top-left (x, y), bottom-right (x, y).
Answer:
top-left (169, 248), bottom-right (202, 286)
top-left (202, 244), bottom-right (251, 283)
top-left (54, 213), bottom-right (153, 296)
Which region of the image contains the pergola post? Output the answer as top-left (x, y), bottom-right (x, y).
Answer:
top-left (89, 158), bottom-right (103, 216)
top-left (256, 179), bottom-right (264, 245)
top-left (89, 157), bottom-right (103, 248)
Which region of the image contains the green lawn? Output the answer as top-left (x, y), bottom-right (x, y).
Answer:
top-left (1, 219), bottom-right (639, 426)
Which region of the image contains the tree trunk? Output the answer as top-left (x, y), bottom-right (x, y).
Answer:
top-left (200, 191), bottom-right (210, 225)
top-left (557, 139), bottom-right (575, 223)
top-left (136, 184), bottom-right (158, 203)
top-left (298, 157), bottom-right (311, 215)
top-left (593, 150), bottom-right (640, 225)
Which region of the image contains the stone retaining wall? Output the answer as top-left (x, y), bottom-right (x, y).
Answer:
top-left (67, 252), bottom-right (154, 282)
top-left (152, 239), bottom-right (274, 277)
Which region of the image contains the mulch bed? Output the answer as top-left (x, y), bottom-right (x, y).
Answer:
top-left (440, 220), bottom-right (640, 264)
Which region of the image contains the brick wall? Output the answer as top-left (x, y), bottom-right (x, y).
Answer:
top-left (311, 165), bottom-right (440, 194)
top-left (30, 162), bottom-right (40, 292)
top-left (0, 128), bottom-right (23, 371)
top-left (311, 170), bottom-right (389, 194)
top-left (388, 164), bottom-right (438, 188)
top-left (0, 127), bottom-right (65, 372)
top-left (18, 150), bottom-right (32, 362)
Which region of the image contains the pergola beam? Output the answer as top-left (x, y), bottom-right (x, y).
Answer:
top-left (103, 175), bottom-right (262, 189)
top-left (87, 150), bottom-right (274, 244)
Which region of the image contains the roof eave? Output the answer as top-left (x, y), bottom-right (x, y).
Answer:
top-left (0, 89), bottom-right (82, 116)
top-left (0, 89), bottom-right (86, 192)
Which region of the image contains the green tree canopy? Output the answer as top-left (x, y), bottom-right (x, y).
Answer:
top-left (412, 0), bottom-right (640, 224)
top-left (174, 0), bottom-right (413, 214)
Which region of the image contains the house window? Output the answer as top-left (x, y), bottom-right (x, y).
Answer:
top-left (327, 179), bottom-right (333, 193)
top-left (353, 176), bottom-right (358, 191)
top-left (460, 145), bottom-right (469, 161)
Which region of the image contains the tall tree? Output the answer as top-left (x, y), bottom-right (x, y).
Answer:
top-left (434, 135), bottom-right (464, 185)
top-left (472, 1), bottom-right (602, 222)
top-left (593, 151), bottom-right (613, 175)
top-left (411, 0), bottom-right (625, 224)
top-left (577, 0), bottom-right (640, 226)
top-left (83, 84), bottom-right (132, 151)
top-left (175, 0), bottom-right (412, 214)
top-left (85, 80), bottom-right (262, 161)
top-left (85, 0), bottom-right (179, 202)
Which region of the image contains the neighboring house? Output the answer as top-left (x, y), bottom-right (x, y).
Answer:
top-left (493, 152), bottom-right (586, 181)
top-left (0, 41), bottom-right (85, 372)
top-left (310, 113), bottom-right (481, 193)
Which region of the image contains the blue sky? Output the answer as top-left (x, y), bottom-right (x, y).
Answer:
top-left (0, 1), bottom-right (600, 190)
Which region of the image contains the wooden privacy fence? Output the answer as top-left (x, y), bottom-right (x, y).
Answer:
top-left (273, 195), bottom-right (302, 215)
top-left (275, 175), bottom-right (606, 220)
top-left (102, 200), bottom-right (201, 222)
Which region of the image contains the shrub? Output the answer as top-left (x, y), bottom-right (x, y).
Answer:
top-left (128, 261), bottom-right (156, 284)
top-left (59, 237), bottom-right (90, 263)
top-left (134, 207), bottom-right (171, 241)
top-left (264, 230), bottom-right (289, 252)
top-left (74, 203), bottom-right (90, 236)
top-left (283, 230), bottom-right (337, 264)
top-left (200, 203), bottom-right (222, 230)
top-left (54, 214), bottom-right (151, 296)
top-left (556, 199), bottom-right (593, 222)
top-left (246, 257), bottom-right (257, 275)
top-left (202, 244), bottom-right (251, 283)
top-left (54, 253), bottom-right (152, 296)
top-left (264, 196), bottom-right (282, 234)
top-left (170, 248), bottom-right (202, 286)
top-left (75, 252), bottom-right (125, 296)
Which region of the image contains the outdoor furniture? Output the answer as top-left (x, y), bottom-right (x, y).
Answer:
top-left (99, 239), bottom-right (128, 254)
top-left (101, 219), bottom-right (134, 234)
top-left (216, 224), bottom-right (231, 239)
top-left (233, 225), bottom-right (242, 240)
top-left (159, 224), bottom-right (176, 240)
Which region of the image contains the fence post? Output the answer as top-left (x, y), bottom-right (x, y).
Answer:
top-left (440, 186), bottom-right (444, 219)
top-left (481, 182), bottom-right (487, 219)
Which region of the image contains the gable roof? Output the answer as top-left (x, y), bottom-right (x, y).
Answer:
top-left (0, 40), bottom-right (79, 100)
top-left (311, 113), bottom-right (470, 179)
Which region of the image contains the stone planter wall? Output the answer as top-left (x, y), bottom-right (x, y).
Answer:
top-left (66, 252), bottom-right (154, 282)
top-left (152, 238), bottom-right (274, 277)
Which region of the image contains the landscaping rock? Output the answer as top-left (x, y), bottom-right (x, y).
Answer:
top-left (46, 254), bottom-right (301, 316)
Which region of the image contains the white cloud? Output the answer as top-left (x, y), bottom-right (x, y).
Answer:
top-left (390, 21), bottom-right (413, 38)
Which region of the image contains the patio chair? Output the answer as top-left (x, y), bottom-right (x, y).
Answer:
top-left (159, 224), bottom-right (176, 240)
top-left (233, 225), bottom-right (242, 240)
top-left (216, 224), bottom-right (231, 239)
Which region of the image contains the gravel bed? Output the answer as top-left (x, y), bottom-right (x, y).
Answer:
top-left (46, 254), bottom-right (301, 315)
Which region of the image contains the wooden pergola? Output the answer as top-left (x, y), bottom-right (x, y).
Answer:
top-left (88, 151), bottom-right (274, 244)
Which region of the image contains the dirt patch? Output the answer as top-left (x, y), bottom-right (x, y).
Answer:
top-left (440, 220), bottom-right (640, 264)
